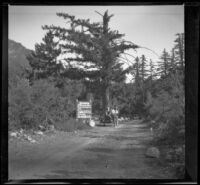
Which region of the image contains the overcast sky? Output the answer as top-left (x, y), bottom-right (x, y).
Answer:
top-left (9, 5), bottom-right (184, 81)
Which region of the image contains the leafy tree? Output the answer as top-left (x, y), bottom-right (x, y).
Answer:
top-left (29, 10), bottom-right (140, 115)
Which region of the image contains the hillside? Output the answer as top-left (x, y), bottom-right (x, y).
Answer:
top-left (8, 39), bottom-right (32, 84)
top-left (9, 39), bottom-right (32, 67)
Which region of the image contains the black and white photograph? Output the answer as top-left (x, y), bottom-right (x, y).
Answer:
top-left (6, 4), bottom-right (189, 181)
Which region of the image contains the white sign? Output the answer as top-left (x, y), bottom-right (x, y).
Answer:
top-left (77, 101), bottom-right (92, 119)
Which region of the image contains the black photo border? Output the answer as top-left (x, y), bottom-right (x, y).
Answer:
top-left (1, 1), bottom-right (199, 184)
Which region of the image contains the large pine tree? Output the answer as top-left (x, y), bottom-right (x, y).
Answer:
top-left (27, 10), bottom-right (140, 114)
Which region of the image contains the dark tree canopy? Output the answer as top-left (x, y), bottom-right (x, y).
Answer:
top-left (27, 30), bottom-right (63, 83)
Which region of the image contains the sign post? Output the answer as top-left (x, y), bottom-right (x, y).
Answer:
top-left (76, 100), bottom-right (92, 123)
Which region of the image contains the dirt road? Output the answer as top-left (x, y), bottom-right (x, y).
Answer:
top-left (9, 120), bottom-right (174, 179)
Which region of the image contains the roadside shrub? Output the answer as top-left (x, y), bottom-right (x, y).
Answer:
top-left (8, 78), bottom-right (85, 131)
top-left (144, 73), bottom-right (185, 178)
top-left (54, 118), bottom-right (91, 132)
top-left (8, 78), bottom-right (34, 130)
top-left (54, 119), bottom-right (77, 132)
top-left (144, 74), bottom-right (185, 144)
top-left (76, 120), bottom-right (91, 130)
top-left (31, 79), bottom-right (64, 124)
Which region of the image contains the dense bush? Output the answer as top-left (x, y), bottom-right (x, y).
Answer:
top-left (145, 73), bottom-right (185, 143)
top-left (8, 78), bottom-right (85, 131)
top-left (144, 72), bottom-right (185, 178)
top-left (9, 79), bottom-right (33, 130)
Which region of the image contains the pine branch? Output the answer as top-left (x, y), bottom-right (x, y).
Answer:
top-left (123, 52), bottom-right (136, 59)
top-left (95, 10), bottom-right (104, 17)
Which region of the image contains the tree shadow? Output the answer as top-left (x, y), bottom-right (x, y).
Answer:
top-left (95, 123), bottom-right (114, 127)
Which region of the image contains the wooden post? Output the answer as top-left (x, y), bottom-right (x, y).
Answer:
top-left (76, 99), bottom-right (78, 121)
top-left (89, 98), bottom-right (92, 122)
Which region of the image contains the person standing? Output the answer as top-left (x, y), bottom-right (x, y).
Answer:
top-left (115, 106), bottom-right (119, 126)
top-left (106, 107), bottom-right (112, 123)
top-left (111, 106), bottom-right (119, 127)
top-left (111, 107), bottom-right (115, 126)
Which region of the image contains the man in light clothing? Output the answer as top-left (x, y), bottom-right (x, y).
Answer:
top-left (111, 106), bottom-right (119, 127)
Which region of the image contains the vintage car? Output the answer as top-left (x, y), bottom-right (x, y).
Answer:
top-left (99, 114), bottom-right (113, 126)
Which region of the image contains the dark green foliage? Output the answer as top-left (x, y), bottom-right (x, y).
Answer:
top-left (9, 79), bottom-right (33, 130)
top-left (109, 82), bottom-right (137, 118)
top-left (27, 31), bottom-right (62, 83)
top-left (145, 71), bottom-right (184, 141)
top-left (144, 57), bottom-right (184, 178)
top-left (144, 72), bottom-right (185, 177)
top-left (141, 33), bottom-right (185, 178)
top-left (8, 77), bottom-right (84, 131)
top-left (128, 55), bottom-right (150, 115)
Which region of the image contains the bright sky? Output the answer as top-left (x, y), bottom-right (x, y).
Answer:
top-left (9, 5), bottom-right (184, 81)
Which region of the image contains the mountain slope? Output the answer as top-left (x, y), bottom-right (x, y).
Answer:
top-left (8, 39), bottom-right (32, 85)
top-left (9, 39), bottom-right (32, 67)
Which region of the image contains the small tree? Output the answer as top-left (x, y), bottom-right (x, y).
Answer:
top-left (168, 47), bottom-right (177, 73)
top-left (157, 48), bottom-right (171, 77)
top-left (27, 30), bottom-right (62, 84)
top-left (139, 55), bottom-right (149, 104)
top-left (149, 59), bottom-right (155, 80)
top-left (133, 57), bottom-right (141, 89)
top-left (139, 55), bottom-right (148, 82)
